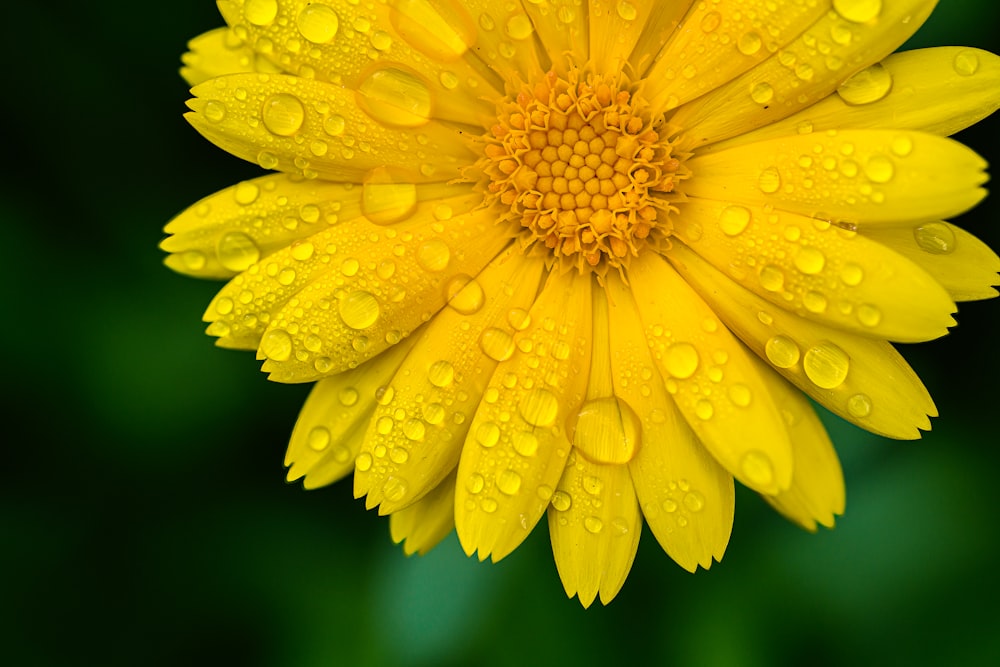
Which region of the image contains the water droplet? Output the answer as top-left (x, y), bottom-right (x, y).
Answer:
top-left (803, 342), bottom-right (850, 389)
top-left (338, 387), bottom-right (359, 406)
top-left (572, 397), bottom-right (641, 465)
top-left (665, 343), bottom-right (700, 379)
top-left (864, 155), bottom-right (894, 183)
top-left (803, 290), bottom-right (828, 314)
top-left (840, 263), bottom-right (864, 286)
top-left (519, 388), bottom-right (559, 427)
top-left (751, 82), bottom-right (774, 105)
top-left (856, 303), bottom-right (882, 327)
top-left (794, 246), bottom-right (826, 275)
top-left (307, 426), bottom-right (330, 451)
top-left (261, 93), bottom-right (305, 136)
top-left (357, 67), bottom-right (432, 128)
top-left (480, 328), bottom-right (515, 361)
top-left (765, 335), bottom-right (800, 369)
top-left (261, 329), bottom-right (292, 361)
top-left (356, 452), bottom-right (373, 472)
top-left (758, 166), bottom-right (781, 193)
top-left (217, 232), bottom-right (260, 271)
top-left (512, 431), bottom-right (538, 458)
top-left (833, 0), bottom-right (882, 24)
top-left (914, 222), bottom-right (956, 254)
top-left (233, 181), bottom-right (260, 206)
top-left (297, 3), bottom-right (339, 43)
top-left (740, 450), bottom-right (774, 487)
top-left (416, 239), bottom-right (450, 272)
top-left (551, 491), bottom-right (572, 511)
top-left (402, 419), bottom-right (425, 441)
top-left (700, 11), bottom-right (721, 32)
top-left (836, 62), bottom-right (892, 105)
top-left (427, 359), bottom-right (455, 387)
top-left (389, 447), bottom-right (409, 464)
top-left (737, 31), bottom-right (762, 55)
top-left (203, 100), bottom-right (226, 123)
top-left (719, 205), bottom-right (751, 236)
top-left (338, 291), bottom-right (380, 329)
top-left (694, 399), bottom-right (714, 420)
top-left (244, 0), bottom-right (278, 26)
top-left (728, 384), bottom-right (752, 407)
top-left (362, 174), bottom-right (418, 224)
top-left (616, 1), bottom-right (638, 21)
top-left (257, 150), bottom-right (279, 170)
top-left (181, 251), bottom-right (207, 271)
top-left (497, 469), bottom-right (522, 495)
top-left (759, 265), bottom-right (785, 292)
top-left (467, 473), bottom-right (485, 494)
top-left (480, 497), bottom-right (498, 513)
top-left (583, 475), bottom-right (603, 496)
top-left (953, 49), bottom-right (980, 76)
top-left (584, 516), bottom-right (604, 534)
top-left (847, 393), bottom-right (872, 418)
top-left (506, 14), bottom-right (533, 40)
top-left (383, 476), bottom-right (408, 502)
top-left (323, 114), bottom-right (345, 136)
top-left (370, 30), bottom-right (392, 50)
top-left (683, 491), bottom-right (705, 512)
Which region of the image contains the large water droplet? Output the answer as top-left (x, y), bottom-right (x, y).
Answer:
top-left (847, 392), bottom-right (873, 418)
top-left (244, 0), bottom-right (278, 26)
top-left (803, 341), bottom-right (850, 389)
top-left (416, 239), bottom-right (451, 272)
top-left (217, 232), bottom-right (260, 271)
top-left (794, 246), bottom-right (826, 275)
top-left (262, 93), bottom-right (305, 136)
top-left (445, 275), bottom-right (485, 314)
top-left (758, 166), bottom-right (781, 193)
top-left (953, 49), bottom-right (980, 76)
top-left (518, 388), bottom-right (559, 428)
top-left (362, 172), bottom-right (418, 224)
top-left (297, 3), bottom-right (339, 43)
top-left (357, 67), bottom-right (433, 127)
top-left (497, 469), bottom-right (522, 495)
top-left (665, 342), bottom-right (700, 379)
top-left (427, 359), bottom-right (455, 387)
top-left (836, 62), bottom-right (892, 105)
top-left (339, 291), bottom-right (380, 329)
top-left (914, 222), bottom-right (956, 254)
top-left (751, 82), bottom-right (774, 105)
top-left (719, 206), bottom-right (751, 236)
top-left (833, 0), bottom-right (882, 24)
top-left (765, 335), bottom-right (800, 369)
top-left (740, 450), bottom-right (774, 487)
top-left (307, 426), bottom-right (330, 451)
top-left (260, 328), bottom-right (293, 361)
top-left (572, 397), bottom-right (641, 465)
top-left (512, 431), bottom-right (538, 457)
top-left (480, 328), bottom-right (515, 361)
top-left (864, 155), bottom-right (894, 183)
top-left (475, 422), bottom-right (500, 448)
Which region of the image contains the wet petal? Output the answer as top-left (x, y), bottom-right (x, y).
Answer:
top-left (671, 197), bottom-right (958, 342)
top-left (456, 270), bottom-right (593, 562)
top-left (626, 254), bottom-right (794, 495)
top-left (354, 248), bottom-right (545, 514)
top-left (389, 474), bottom-right (457, 556)
top-left (524, 0), bottom-right (588, 66)
top-left (700, 47), bottom-right (1000, 153)
top-left (603, 282), bottom-right (734, 571)
top-left (672, 0), bottom-right (937, 147)
top-left (753, 357), bottom-right (845, 530)
top-left (548, 453), bottom-right (640, 608)
top-left (186, 73), bottom-right (475, 183)
top-left (862, 221), bottom-right (1000, 302)
top-left (668, 243), bottom-right (937, 439)
top-left (180, 27), bottom-right (259, 86)
top-left (686, 130), bottom-right (988, 225)
top-left (443, 0), bottom-right (545, 84)
top-left (587, 0), bottom-right (661, 73)
top-left (645, 0), bottom-right (826, 114)
top-left (202, 189), bottom-right (488, 351)
top-left (285, 339), bottom-right (415, 488)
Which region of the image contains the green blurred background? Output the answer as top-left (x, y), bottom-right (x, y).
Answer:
top-left (2, 2), bottom-right (999, 665)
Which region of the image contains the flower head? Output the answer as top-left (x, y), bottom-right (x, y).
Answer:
top-left (164, 0), bottom-right (1000, 606)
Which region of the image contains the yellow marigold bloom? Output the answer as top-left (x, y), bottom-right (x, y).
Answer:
top-left (164, 0), bottom-right (1000, 606)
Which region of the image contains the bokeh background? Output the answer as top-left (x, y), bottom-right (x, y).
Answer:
top-left (3, 2), bottom-right (999, 665)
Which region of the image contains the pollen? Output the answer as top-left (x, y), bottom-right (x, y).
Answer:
top-left (480, 68), bottom-right (684, 273)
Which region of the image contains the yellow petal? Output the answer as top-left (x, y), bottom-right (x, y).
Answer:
top-left (686, 130), bottom-right (988, 225)
top-left (645, 0), bottom-right (826, 114)
top-left (458, 0), bottom-right (545, 84)
top-left (285, 339), bottom-right (415, 489)
top-left (162, 175), bottom-right (369, 280)
top-left (548, 453), bottom-right (640, 607)
top-left (627, 1), bottom-right (695, 77)
top-left (389, 474), bottom-right (457, 556)
top-left (456, 270), bottom-right (593, 562)
top-left (667, 243), bottom-right (937, 439)
top-left (699, 47), bottom-right (1000, 154)
top-left (180, 27), bottom-right (258, 86)
top-left (602, 281), bottom-right (734, 571)
top-left (587, 0), bottom-right (663, 74)
top-left (523, 0), bottom-right (588, 67)
top-left (671, 197), bottom-right (958, 342)
top-left (354, 248), bottom-right (545, 514)
top-left (259, 206), bottom-right (511, 382)
top-left (218, 0), bottom-right (497, 127)
top-left (862, 222), bottom-right (1000, 302)
top-left (626, 254), bottom-right (794, 495)
top-left (752, 356), bottom-right (845, 531)
top-left (186, 73), bottom-right (475, 183)
top-left (202, 189), bottom-right (489, 352)
top-left (672, 0), bottom-right (937, 147)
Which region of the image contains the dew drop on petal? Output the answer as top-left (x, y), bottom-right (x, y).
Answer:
top-left (953, 49), bottom-right (980, 76)
top-left (307, 426), bottom-right (331, 451)
top-left (217, 232), bottom-right (260, 271)
top-left (683, 491), bottom-right (705, 512)
top-left (475, 422), bottom-right (500, 448)
top-left (244, 0), bottom-right (278, 26)
top-left (497, 469), bottom-right (522, 495)
top-left (512, 431), bottom-right (538, 457)
top-left (864, 155), bottom-right (894, 183)
top-left (362, 177), bottom-right (417, 225)
top-left (695, 399), bottom-right (714, 420)
top-left (480, 328), bottom-right (515, 361)
top-left (833, 0), bottom-right (882, 24)
top-left (518, 388), bottom-right (559, 427)
top-left (803, 341), bottom-right (850, 389)
top-left (728, 383), bottom-right (752, 407)
top-left (719, 205), bottom-right (751, 236)
top-left (467, 473), bottom-right (485, 494)
top-left (751, 82), bottom-right (774, 105)
top-left (416, 239), bottom-right (451, 272)
top-left (551, 491), bottom-right (572, 512)
top-left (427, 359), bottom-right (455, 387)
top-left (323, 114), bottom-right (346, 136)
top-left (856, 303), bottom-right (882, 327)
top-left (836, 63), bottom-right (892, 105)
top-left (338, 291), bottom-right (380, 329)
top-left (794, 246), bottom-right (826, 274)
top-left (506, 14), bottom-right (534, 40)
top-left (665, 343), bottom-right (700, 379)
top-left (262, 93), bottom-right (306, 136)
top-left (737, 31), bottom-right (762, 55)
top-left (297, 3), bottom-right (339, 43)
top-left (260, 329), bottom-right (293, 361)
top-left (914, 222), bottom-right (956, 255)
top-left (758, 166), bottom-right (781, 193)
top-left (573, 397), bottom-right (641, 465)
top-left (234, 181), bottom-right (260, 205)
top-left (203, 100), bottom-right (226, 123)
top-left (740, 450), bottom-right (774, 487)
top-left (357, 67), bottom-right (432, 128)
top-left (759, 265), bottom-right (785, 292)
top-left (584, 516), bottom-right (604, 534)
top-left (765, 335), bottom-right (800, 369)
top-left (445, 275), bottom-right (485, 314)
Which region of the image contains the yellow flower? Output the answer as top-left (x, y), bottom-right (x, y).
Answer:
top-left (163, 0), bottom-right (1000, 606)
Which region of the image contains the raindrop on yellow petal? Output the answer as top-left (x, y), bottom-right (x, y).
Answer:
top-left (339, 291), bottom-right (380, 330)
top-left (833, 0), bottom-right (881, 24)
top-left (836, 63), bottom-right (892, 105)
top-left (665, 343), bottom-right (700, 379)
top-left (518, 389), bottom-right (559, 428)
top-left (262, 93), bottom-right (305, 136)
top-left (217, 232), bottom-right (260, 271)
top-left (357, 67), bottom-right (432, 128)
top-left (953, 49), bottom-right (980, 76)
top-left (914, 222), bottom-right (956, 255)
top-left (765, 335), bottom-right (800, 369)
top-left (803, 342), bottom-right (851, 389)
top-left (297, 4), bottom-right (339, 43)
top-left (741, 450), bottom-right (775, 488)
top-left (479, 328), bottom-right (515, 361)
top-left (719, 206), bottom-right (751, 236)
top-left (572, 397), bottom-right (641, 465)
top-left (261, 329), bottom-right (293, 361)
top-left (758, 166), bottom-right (781, 193)
top-left (244, 0), bottom-right (278, 26)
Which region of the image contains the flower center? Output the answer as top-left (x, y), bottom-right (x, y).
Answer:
top-left (480, 68), bottom-right (683, 273)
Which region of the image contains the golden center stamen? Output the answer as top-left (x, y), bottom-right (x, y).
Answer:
top-left (479, 68), bottom-right (684, 273)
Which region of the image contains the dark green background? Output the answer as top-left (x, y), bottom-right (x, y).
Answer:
top-left (3, 2), bottom-right (999, 665)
